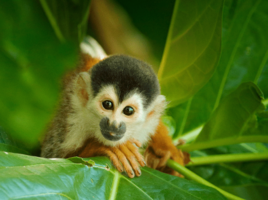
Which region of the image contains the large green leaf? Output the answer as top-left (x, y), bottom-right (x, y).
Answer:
top-left (0, 152), bottom-right (226, 200)
top-left (158, 0), bottom-right (223, 107)
top-left (39, 0), bottom-right (91, 43)
top-left (181, 82), bottom-right (268, 151)
top-left (169, 0), bottom-right (268, 140)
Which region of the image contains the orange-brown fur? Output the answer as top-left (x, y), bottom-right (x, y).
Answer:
top-left (145, 121), bottom-right (185, 177)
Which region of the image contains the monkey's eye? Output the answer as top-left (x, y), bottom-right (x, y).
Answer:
top-left (102, 100), bottom-right (113, 110)
top-left (123, 106), bottom-right (134, 116)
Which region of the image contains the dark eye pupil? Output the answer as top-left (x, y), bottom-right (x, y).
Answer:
top-left (102, 100), bottom-right (113, 110)
top-left (123, 106), bottom-right (134, 116)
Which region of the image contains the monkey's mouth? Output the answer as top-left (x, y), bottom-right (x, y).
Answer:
top-left (100, 129), bottom-right (124, 141)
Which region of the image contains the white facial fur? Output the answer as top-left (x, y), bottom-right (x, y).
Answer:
top-left (61, 72), bottom-right (166, 152)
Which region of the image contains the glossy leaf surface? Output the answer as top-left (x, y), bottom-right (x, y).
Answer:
top-left (169, 0), bottom-right (268, 139)
top-left (158, 0), bottom-right (223, 107)
top-left (0, 153), bottom-right (226, 200)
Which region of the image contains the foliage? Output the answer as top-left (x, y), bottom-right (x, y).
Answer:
top-left (0, 150), bottom-right (226, 200)
top-left (0, 0), bottom-right (268, 199)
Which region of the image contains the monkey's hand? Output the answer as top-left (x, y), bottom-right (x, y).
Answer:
top-left (144, 121), bottom-right (185, 177)
top-left (78, 138), bottom-right (146, 178)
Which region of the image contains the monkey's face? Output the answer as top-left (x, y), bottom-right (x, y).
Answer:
top-left (75, 55), bottom-right (166, 146)
top-left (90, 85), bottom-right (147, 145)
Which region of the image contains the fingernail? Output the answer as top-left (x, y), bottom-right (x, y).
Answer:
top-left (137, 168), bottom-right (141, 176)
top-left (143, 160), bottom-right (147, 166)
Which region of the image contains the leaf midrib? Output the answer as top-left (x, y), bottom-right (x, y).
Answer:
top-left (10, 192), bottom-right (73, 200)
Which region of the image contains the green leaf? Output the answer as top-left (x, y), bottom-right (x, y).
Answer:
top-left (0, 152), bottom-right (226, 200)
top-left (196, 143), bottom-right (268, 156)
top-left (170, 0), bottom-right (268, 140)
top-left (181, 82), bottom-right (268, 151)
top-left (39, 0), bottom-right (91, 43)
top-left (158, 0), bottom-right (223, 107)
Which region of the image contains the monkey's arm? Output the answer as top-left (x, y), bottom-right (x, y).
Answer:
top-left (77, 138), bottom-right (145, 178)
top-left (144, 120), bottom-right (185, 177)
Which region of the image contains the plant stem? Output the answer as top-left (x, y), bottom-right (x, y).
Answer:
top-left (167, 160), bottom-right (244, 200)
top-left (180, 136), bottom-right (268, 152)
top-left (187, 152), bottom-right (268, 166)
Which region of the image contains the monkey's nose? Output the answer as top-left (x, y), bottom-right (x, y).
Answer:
top-left (100, 117), bottom-right (126, 141)
top-left (109, 132), bottom-right (116, 136)
top-left (111, 120), bottom-right (120, 128)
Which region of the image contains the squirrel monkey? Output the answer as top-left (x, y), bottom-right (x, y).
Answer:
top-left (41, 54), bottom-right (185, 178)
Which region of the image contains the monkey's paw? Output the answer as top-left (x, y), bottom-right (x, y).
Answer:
top-left (144, 143), bottom-right (185, 177)
top-left (78, 138), bottom-right (145, 178)
top-left (107, 139), bottom-right (146, 178)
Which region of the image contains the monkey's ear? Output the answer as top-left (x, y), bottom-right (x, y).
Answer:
top-left (76, 72), bottom-right (91, 107)
top-left (146, 95), bottom-right (167, 120)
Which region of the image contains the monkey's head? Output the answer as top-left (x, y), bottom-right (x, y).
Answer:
top-left (75, 55), bottom-right (166, 146)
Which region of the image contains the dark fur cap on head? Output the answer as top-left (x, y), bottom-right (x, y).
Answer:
top-left (90, 55), bottom-right (160, 108)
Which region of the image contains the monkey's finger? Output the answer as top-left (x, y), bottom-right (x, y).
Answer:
top-left (126, 141), bottom-right (146, 167)
top-left (129, 138), bottom-right (142, 148)
top-left (144, 146), bottom-right (171, 169)
top-left (105, 149), bottom-right (124, 173)
top-left (144, 147), bottom-right (158, 169)
top-left (112, 147), bottom-right (135, 178)
top-left (156, 150), bottom-right (171, 168)
top-left (161, 165), bottom-right (183, 177)
top-left (119, 144), bottom-right (142, 177)
top-left (172, 151), bottom-right (185, 166)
